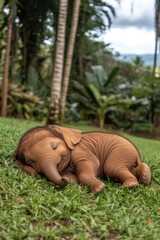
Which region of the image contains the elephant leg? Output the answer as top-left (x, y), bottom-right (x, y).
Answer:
top-left (104, 162), bottom-right (138, 188)
top-left (131, 163), bottom-right (151, 186)
top-left (76, 161), bottom-right (105, 193)
top-left (15, 160), bottom-right (38, 175)
top-left (63, 172), bottom-right (79, 184)
top-left (119, 171), bottom-right (139, 188)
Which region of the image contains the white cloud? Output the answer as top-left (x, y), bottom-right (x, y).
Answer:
top-left (103, 0), bottom-right (155, 54)
top-left (103, 27), bottom-right (155, 54)
top-left (115, 0), bottom-right (154, 20)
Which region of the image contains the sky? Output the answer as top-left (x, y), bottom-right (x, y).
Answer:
top-left (101, 0), bottom-right (155, 54)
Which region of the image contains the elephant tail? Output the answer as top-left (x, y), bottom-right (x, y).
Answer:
top-left (133, 156), bottom-right (151, 186)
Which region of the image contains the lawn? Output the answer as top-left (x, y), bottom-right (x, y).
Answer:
top-left (0, 117), bottom-right (160, 240)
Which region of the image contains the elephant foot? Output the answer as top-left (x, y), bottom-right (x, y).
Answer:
top-left (63, 172), bottom-right (79, 184)
top-left (90, 181), bottom-right (105, 193)
top-left (122, 177), bottom-right (139, 188)
top-left (61, 176), bottom-right (69, 186)
top-left (136, 163), bottom-right (151, 186)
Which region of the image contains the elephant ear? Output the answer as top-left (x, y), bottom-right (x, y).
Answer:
top-left (48, 125), bottom-right (81, 150)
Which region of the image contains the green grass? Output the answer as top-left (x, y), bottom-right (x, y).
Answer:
top-left (0, 117), bottom-right (160, 240)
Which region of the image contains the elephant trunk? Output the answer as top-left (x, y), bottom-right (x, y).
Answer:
top-left (42, 162), bottom-right (68, 187)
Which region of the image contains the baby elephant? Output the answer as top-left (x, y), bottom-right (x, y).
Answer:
top-left (14, 125), bottom-right (151, 193)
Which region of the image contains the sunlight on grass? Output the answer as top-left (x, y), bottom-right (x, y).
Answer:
top-left (0, 117), bottom-right (160, 239)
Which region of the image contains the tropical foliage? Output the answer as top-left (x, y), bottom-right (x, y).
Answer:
top-left (72, 65), bottom-right (119, 128)
top-left (133, 76), bottom-right (160, 126)
top-left (0, 82), bottom-right (44, 120)
top-left (0, 0), bottom-right (159, 133)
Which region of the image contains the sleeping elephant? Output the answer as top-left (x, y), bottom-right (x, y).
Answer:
top-left (14, 125), bottom-right (151, 193)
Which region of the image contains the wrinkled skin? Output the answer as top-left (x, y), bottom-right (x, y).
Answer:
top-left (14, 125), bottom-right (151, 193)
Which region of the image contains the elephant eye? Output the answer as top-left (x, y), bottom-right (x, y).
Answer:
top-left (50, 142), bottom-right (59, 150)
top-left (26, 159), bottom-right (35, 165)
top-left (20, 153), bottom-right (25, 163)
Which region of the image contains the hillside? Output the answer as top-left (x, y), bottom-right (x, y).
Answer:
top-left (117, 53), bottom-right (160, 66)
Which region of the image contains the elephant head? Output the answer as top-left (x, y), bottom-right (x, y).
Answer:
top-left (14, 125), bottom-right (81, 186)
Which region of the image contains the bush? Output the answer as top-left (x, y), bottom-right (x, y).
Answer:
top-left (129, 123), bottom-right (155, 133)
top-left (0, 82), bottom-right (46, 120)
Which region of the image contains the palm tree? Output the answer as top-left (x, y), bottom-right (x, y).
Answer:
top-left (47, 0), bottom-right (68, 124)
top-left (17, 0), bottom-right (54, 82)
top-left (1, 0), bottom-right (17, 117)
top-left (60, 0), bottom-right (80, 121)
top-left (153, 0), bottom-right (160, 76)
top-left (0, 0), bottom-right (5, 12)
top-left (76, 0), bottom-right (117, 80)
top-left (148, 0), bottom-right (160, 124)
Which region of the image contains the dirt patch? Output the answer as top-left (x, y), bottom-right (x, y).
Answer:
top-left (107, 229), bottom-right (119, 240)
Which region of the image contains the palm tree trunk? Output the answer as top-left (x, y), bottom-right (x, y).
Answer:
top-left (1, 12), bottom-right (13, 117)
top-left (0, 0), bottom-right (5, 12)
top-left (150, 0), bottom-right (160, 124)
top-left (47, 0), bottom-right (68, 124)
top-left (22, 30), bottom-right (29, 82)
top-left (152, 31), bottom-right (158, 76)
top-left (60, 0), bottom-right (80, 121)
top-left (153, 0), bottom-right (160, 76)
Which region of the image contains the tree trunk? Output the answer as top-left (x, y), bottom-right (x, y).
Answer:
top-left (152, 27), bottom-right (159, 76)
top-left (153, 0), bottom-right (160, 76)
top-left (0, 0), bottom-right (4, 12)
top-left (22, 30), bottom-right (29, 82)
top-left (79, 49), bottom-right (84, 80)
top-left (60, 0), bottom-right (80, 121)
top-left (47, 0), bottom-right (68, 124)
top-left (150, 0), bottom-right (160, 124)
top-left (1, 12), bottom-right (13, 117)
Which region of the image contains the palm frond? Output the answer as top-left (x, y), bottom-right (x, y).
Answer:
top-left (105, 66), bottom-right (119, 87)
top-left (88, 83), bottom-right (101, 106)
top-left (91, 65), bottom-right (106, 88)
